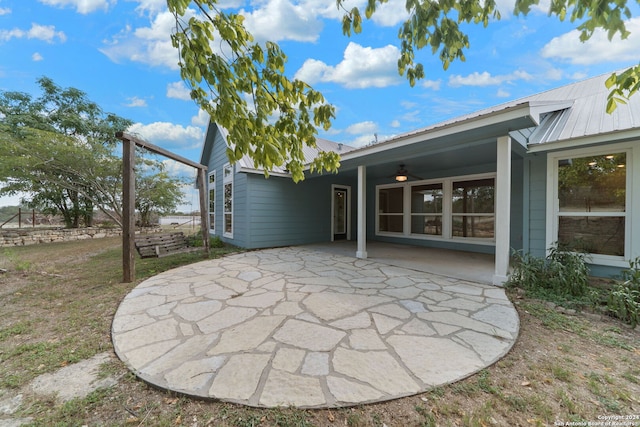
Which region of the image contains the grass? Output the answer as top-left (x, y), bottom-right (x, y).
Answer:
top-left (1, 237), bottom-right (639, 426)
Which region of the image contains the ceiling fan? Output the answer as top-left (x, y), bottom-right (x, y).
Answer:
top-left (392, 164), bottom-right (423, 182)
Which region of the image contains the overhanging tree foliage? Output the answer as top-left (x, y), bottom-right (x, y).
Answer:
top-left (168, 0), bottom-right (340, 183)
top-left (168, 0), bottom-right (638, 177)
top-left (0, 77), bottom-right (185, 228)
top-left (338, 0), bottom-right (639, 113)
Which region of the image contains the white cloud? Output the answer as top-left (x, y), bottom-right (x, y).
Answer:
top-left (390, 120), bottom-right (400, 128)
top-left (421, 79), bottom-right (441, 90)
top-left (0, 7), bottom-right (10, 15)
top-left (241, 0), bottom-right (324, 43)
top-left (133, 0), bottom-right (167, 14)
top-left (38, 0), bottom-right (113, 14)
top-left (496, 88), bottom-right (510, 98)
top-left (0, 23), bottom-right (66, 43)
top-left (448, 70), bottom-right (533, 87)
top-left (191, 109), bottom-right (210, 126)
top-left (100, 10), bottom-right (182, 69)
top-left (167, 81), bottom-right (191, 101)
top-left (541, 17), bottom-right (640, 65)
top-left (348, 134), bottom-right (380, 148)
top-left (32, 52), bottom-right (43, 61)
top-left (369, 0), bottom-right (409, 27)
top-left (127, 121), bottom-right (204, 149)
top-left (295, 42), bottom-right (402, 89)
top-left (125, 96), bottom-right (147, 107)
top-left (345, 121), bottom-right (377, 135)
top-left (162, 159), bottom-right (196, 178)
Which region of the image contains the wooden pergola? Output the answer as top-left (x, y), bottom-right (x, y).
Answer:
top-left (117, 132), bottom-right (210, 283)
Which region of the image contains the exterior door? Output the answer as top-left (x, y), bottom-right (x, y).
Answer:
top-left (333, 187), bottom-right (348, 240)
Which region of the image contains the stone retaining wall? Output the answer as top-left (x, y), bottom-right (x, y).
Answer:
top-left (0, 227), bottom-right (161, 247)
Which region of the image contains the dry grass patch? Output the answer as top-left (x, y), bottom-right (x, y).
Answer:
top-left (0, 238), bottom-right (638, 426)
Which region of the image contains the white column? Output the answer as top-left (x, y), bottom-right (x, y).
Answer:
top-left (494, 135), bottom-right (512, 285)
top-left (356, 165), bottom-right (367, 259)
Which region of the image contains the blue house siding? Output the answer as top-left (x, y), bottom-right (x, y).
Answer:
top-left (230, 172), bottom-right (249, 248)
top-left (242, 173), bottom-right (341, 249)
top-left (526, 155), bottom-right (547, 258)
top-left (510, 157), bottom-right (524, 252)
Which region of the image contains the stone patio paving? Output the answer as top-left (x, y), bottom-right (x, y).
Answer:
top-left (111, 246), bottom-right (519, 408)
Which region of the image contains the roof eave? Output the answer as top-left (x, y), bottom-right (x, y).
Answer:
top-left (339, 102), bottom-right (542, 162)
top-left (527, 128), bottom-right (640, 153)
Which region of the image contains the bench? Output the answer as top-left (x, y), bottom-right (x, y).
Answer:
top-left (134, 232), bottom-right (201, 258)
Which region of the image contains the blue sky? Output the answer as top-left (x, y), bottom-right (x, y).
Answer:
top-left (1, 0), bottom-right (639, 208)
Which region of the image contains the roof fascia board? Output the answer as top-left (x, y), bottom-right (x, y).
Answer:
top-left (339, 103), bottom-right (537, 162)
top-left (527, 128), bottom-right (640, 153)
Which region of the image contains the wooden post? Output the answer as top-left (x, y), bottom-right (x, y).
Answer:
top-left (122, 137), bottom-right (136, 283)
top-left (116, 131), bottom-right (209, 279)
top-left (197, 168), bottom-right (210, 256)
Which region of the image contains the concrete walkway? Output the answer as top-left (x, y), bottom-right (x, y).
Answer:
top-left (112, 246), bottom-right (519, 408)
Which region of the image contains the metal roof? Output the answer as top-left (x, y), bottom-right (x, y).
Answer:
top-left (202, 71), bottom-right (640, 176)
top-left (207, 124), bottom-right (356, 176)
top-left (513, 72), bottom-right (640, 145)
top-left (343, 71), bottom-right (640, 160)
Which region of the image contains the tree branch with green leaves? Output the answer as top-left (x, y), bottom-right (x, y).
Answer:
top-left (339, 0), bottom-right (638, 111)
top-left (168, 0), bottom-right (340, 182)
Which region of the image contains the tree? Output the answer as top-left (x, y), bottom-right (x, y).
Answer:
top-left (168, 0), bottom-right (638, 177)
top-left (136, 167), bottom-right (186, 227)
top-left (0, 78), bottom-right (185, 228)
top-left (168, 0), bottom-right (340, 183)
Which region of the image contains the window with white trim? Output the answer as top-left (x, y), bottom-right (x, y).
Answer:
top-left (208, 170), bottom-right (215, 232)
top-left (411, 183), bottom-right (443, 236)
top-left (452, 178), bottom-right (495, 238)
top-left (550, 148), bottom-right (628, 260)
top-left (376, 173), bottom-right (495, 243)
top-left (378, 187), bottom-right (404, 233)
top-left (223, 163), bottom-right (233, 237)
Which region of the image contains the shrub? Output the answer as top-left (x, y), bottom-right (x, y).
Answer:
top-left (507, 243), bottom-right (590, 300)
top-left (210, 235), bottom-right (224, 248)
top-left (607, 258), bottom-right (640, 327)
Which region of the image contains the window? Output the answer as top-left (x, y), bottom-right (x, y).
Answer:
top-left (376, 173), bottom-right (495, 243)
top-left (452, 178), bottom-right (495, 238)
top-left (411, 183), bottom-right (443, 235)
top-left (554, 151), bottom-right (627, 257)
top-left (223, 163), bottom-right (233, 237)
top-left (208, 171), bottom-right (215, 232)
top-left (378, 187), bottom-right (404, 233)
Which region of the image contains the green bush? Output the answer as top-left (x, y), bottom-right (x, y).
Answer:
top-left (210, 235), bottom-right (224, 248)
top-left (507, 244), bottom-right (591, 300)
top-left (607, 258), bottom-right (640, 327)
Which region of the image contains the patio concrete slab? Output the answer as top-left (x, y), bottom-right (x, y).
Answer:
top-left (112, 246), bottom-right (519, 408)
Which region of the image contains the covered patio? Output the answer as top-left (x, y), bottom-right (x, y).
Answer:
top-left (112, 245), bottom-right (518, 408)
top-left (308, 241), bottom-right (496, 285)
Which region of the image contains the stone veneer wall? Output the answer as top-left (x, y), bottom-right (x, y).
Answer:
top-left (0, 227), bottom-right (161, 247)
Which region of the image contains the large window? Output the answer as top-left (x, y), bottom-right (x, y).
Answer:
top-left (554, 152), bottom-right (626, 257)
top-left (376, 174), bottom-right (495, 243)
top-left (223, 163), bottom-right (233, 237)
top-left (452, 178), bottom-right (495, 238)
top-left (208, 171), bottom-right (215, 232)
top-left (378, 187), bottom-right (404, 232)
top-left (411, 183), bottom-right (443, 236)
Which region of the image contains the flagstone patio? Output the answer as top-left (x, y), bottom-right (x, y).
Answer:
top-left (111, 246), bottom-right (519, 408)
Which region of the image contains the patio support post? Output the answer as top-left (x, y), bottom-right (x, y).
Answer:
top-left (494, 135), bottom-right (512, 285)
top-left (122, 136), bottom-right (136, 283)
top-left (356, 165), bottom-right (367, 258)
